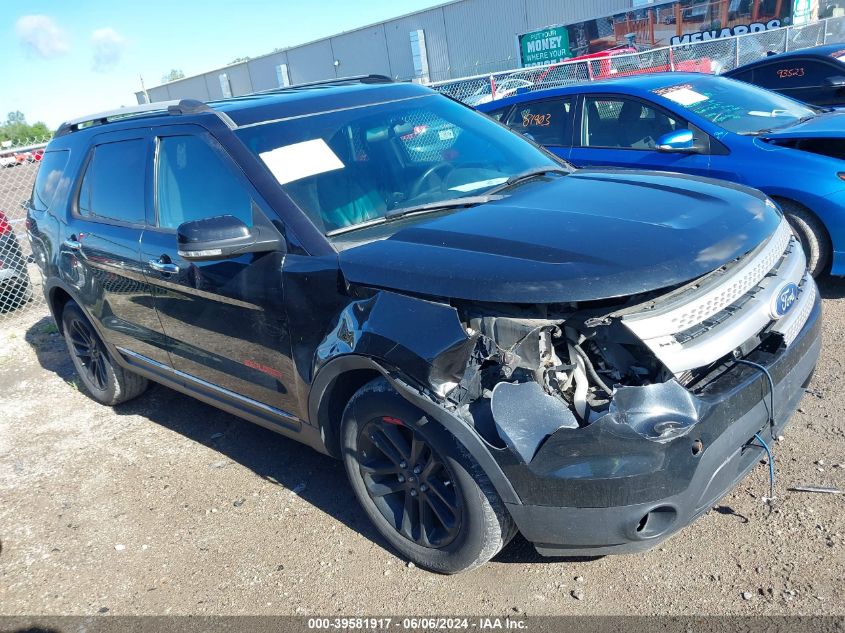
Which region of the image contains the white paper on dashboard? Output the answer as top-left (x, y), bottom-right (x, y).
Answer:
top-left (449, 177), bottom-right (508, 192)
top-left (259, 138), bottom-right (344, 185)
top-left (661, 88), bottom-right (709, 106)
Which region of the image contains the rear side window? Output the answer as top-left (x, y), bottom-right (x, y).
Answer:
top-left (31, 150), bottom-right (69, 211)
top-left (78, 139), bottom-right (147, 224)
top-left (504, 98), bottom-right (573, 146)
top-left (156, 135), bottom-right (254, 230)
top-left (754, 60), bottom-right (832, 88)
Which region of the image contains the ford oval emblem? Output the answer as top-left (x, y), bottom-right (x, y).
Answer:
top-left (770, 282), bottom-right (799, 320)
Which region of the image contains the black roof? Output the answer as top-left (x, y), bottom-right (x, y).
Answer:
top-left (210, 81), bottom-right (432, 128)
top-left (54, 76), bottom-right (434, 139)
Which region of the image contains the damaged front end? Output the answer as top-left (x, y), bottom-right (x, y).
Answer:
top-left (447, 220), bottom-right (811, 463)
top-left (317, 218), bottom-right (821, 555)
top-left (361, 219), bottom-right (820, 555)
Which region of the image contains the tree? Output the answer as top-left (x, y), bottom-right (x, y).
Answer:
top-left (0, 112), bottom-right (52, 144)
top-left (161, 69), bottom-right (185, 84)
top-left (6, 111), bottom-right (26, 126)
top-left (229, 56), bottom-right (250, 64)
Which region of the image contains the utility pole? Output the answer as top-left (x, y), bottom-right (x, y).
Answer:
top-left (139, 75), bottom-right (151, 104)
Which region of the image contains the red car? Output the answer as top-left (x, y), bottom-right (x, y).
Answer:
top-left (0, 210), bottom-right (32, 310)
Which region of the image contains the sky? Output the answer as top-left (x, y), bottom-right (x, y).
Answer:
top-left (0, 0), bottom-right (446, 130)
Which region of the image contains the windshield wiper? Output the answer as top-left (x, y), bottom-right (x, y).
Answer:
top-left (753, 113), bottom-right (817, 135)
top-left (486, 166), bottom-right (569, 194)
top-left (384, 195), bottom-right (502, 220)
top-left (326, 195), bottom-right (502, 237)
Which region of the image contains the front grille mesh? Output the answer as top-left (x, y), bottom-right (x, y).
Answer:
top-left (668, 223), bottom-right (792, 332)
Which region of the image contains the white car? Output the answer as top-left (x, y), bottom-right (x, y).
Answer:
top-left (464, 78), bottom-right (533, 106)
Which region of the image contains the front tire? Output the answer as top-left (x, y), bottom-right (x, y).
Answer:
top-left (61, 301), bottom-right (148, 405)
top-left (777, 198), bottom-right (830, 277)
top-left (341, 377), bottom-right (516, 574)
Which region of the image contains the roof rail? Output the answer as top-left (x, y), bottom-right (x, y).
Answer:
top-left (54, 99), bottom-right (223, 137)
top-left (252, 74), bottom-right (394, 95)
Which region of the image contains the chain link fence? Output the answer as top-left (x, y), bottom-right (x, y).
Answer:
top-left (0, 137), bottom-right (50, 322)
top-left (432, 16), bottom-right (845, 104)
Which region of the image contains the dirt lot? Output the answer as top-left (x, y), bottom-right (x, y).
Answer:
top-left (1, 280), bottom-right (844, 617)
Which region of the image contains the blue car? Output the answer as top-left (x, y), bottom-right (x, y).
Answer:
top-left (479, 73), bottom-right (845, 276)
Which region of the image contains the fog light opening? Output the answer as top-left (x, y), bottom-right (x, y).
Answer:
top-left (633, 506), bottom-right (678, 539)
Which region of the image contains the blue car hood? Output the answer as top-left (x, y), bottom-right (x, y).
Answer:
top-left (762, 110), bottom-right (845, 140)
top-left (338, 169), bottom-right (782, 303)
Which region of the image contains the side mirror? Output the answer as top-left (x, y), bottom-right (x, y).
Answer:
top-left (655, 129), bottom-right (701, 153)
top-left (177, 214), bottom-right (283, 261)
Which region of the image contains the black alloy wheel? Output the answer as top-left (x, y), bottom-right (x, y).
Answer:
top-left (357, 416), bottom-right (463, 548)
top-left (341, 377), bottom-right (516, 573)
top-left (60, 300), bottom-right (148, 406)
top-left (67, 315), bottom-right (109, 391)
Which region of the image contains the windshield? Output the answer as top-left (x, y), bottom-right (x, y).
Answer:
top-left (652, 76), bottom-right (816, 134)
top-left (236, 94), bottom-right (561, 235)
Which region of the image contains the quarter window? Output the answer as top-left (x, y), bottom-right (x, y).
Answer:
top-left (78, 139), bottom-right (146, 224)
top-left (32, 150), bottom-right (69, 211)
top-left (156, 135), bottom-right (253, 230)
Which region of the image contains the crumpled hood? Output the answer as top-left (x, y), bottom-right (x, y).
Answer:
top-left (761, 110), bottom-right (845, 140)
top-left (338, 169), bottom-right (782, 303)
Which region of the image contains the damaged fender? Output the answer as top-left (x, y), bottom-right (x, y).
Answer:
top-left (308, 354), bottom-right (521, 505)
top-left (308, 290), bottom-right (522, 505)
top-left (314, 290), bottom-right (477, 396)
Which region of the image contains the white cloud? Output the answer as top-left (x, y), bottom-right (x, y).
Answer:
top-left (91, 27), bottom-right (126, 72)
top-left (15, 15), bottom-right (70, 59)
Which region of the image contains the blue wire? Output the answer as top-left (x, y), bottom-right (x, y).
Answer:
top-left (735, 359), bottom-right (776, 430)
top-left (753, 432), bottom-right (775, 503)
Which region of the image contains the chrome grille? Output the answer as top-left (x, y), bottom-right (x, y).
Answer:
top-left (669, 222), bottom-right (792, 331)
top-left (622, 220), bottom-right (814, 374)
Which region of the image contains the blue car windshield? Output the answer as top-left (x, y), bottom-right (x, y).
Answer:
top-left (652, 76), bottom-right (816, 134)
top-left (236, 94), bottom-right (562, 235)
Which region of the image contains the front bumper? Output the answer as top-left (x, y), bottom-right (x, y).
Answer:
top-left (503, 290), bottom-right (822, 557)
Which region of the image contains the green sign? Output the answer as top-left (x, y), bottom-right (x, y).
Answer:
top-left (519, 27), bottom-right (571, 67)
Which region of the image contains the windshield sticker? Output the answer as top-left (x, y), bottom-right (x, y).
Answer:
top-left (656, 86), bottom-right (709, 107)
top-left (522, 113), bottom-right (551, 127)
top-left (259, 138), bottom-right (344, 185)
top-left (449, 177), bottom-right (508, 193)
top-left (776, 67), bottom-right (805, 78)
top-left (747, 109), bottom-right (793, 118)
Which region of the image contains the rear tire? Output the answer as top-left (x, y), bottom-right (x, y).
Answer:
top-left (341, 377), bottom-right (516, 574)
top-left (61, 301), bottom-right (148, 405)
top-left (777, 198), bottom-right (830, 277)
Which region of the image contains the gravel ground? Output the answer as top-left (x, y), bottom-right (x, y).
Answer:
top-left (1, 279), bottom-right (844, 617)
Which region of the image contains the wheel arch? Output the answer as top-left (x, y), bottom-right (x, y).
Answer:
top-left (771, 195), bottom-right (833, 272)
top-left (309, 355), bottom-right (521, 505)
top-left (45, 282), bottom-right (77, 335)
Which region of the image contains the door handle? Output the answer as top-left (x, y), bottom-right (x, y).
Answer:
top-left (148, 259), bottom-right (180, 274)
top-left (63, 236), bottom-right (82, 250)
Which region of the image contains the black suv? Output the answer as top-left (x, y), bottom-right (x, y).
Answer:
top-left (28, 77), bottom-right (821, 573)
